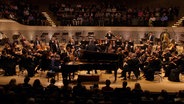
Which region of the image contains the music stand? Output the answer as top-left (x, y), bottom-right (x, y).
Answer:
top-left (62, 32), bottom-right (69, 42)
top-left (75, 32), bottom-right (82, 43)
top-left (75, 32), bottom-right (82, 38)
top-left (88, 32), bottom-right (94, 39)
top-left (41, 33), bottom-right (48, 43)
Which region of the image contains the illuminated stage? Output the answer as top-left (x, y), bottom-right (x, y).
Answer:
top-left (0, 20), bottom-right (184, 93)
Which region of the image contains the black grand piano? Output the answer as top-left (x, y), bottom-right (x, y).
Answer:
top-left (61, 50), bottom-right (120, 82)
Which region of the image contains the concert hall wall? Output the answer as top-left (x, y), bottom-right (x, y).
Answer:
top-left (0, 19), bottom-right (184, 44)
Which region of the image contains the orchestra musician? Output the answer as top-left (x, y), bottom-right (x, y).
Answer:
top-left (147, 32), bottom-right (154, 45)
top-left (80, 37), bottom-right (87, 49)
top-left (53, 39), bottom-right (61, 54)
top-left (1, 49), bottom-right (17, 76)
top-left (115, 35), bottom-right (123, 52)
top-left (161, 32), bottom-right (170, 51)
top-left (49, 36), bottom-right (56, 53)
top-left (121, 53), bottom-right (140, 80)
top-left (33, 35), bottom-right (41, 50)
top-left (116, 47), bottom-right (125, 78)
top-left (168, 53), bottom-right (184, 82)
top-left (49, 54), bottom-right (62, 73)
top-left (144, 53), bottom-right (162, 81)
top-left (124, 41), bottom-right (131, 52)
top-left (1, 30), bottom-right (184, 83)
top-left (66, 38), bottom-right (75, 49)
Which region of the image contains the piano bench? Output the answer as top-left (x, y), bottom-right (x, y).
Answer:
top-left (46, 71), bottom-right (57, 82)
top-left (78, 74), bottom-right (100, 82)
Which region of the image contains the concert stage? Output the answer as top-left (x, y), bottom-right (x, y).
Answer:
top-left (0, 69), bottom-right (184, 93)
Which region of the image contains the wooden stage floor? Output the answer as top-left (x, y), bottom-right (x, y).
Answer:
top-left (0, 69), bottom-right (184, 93)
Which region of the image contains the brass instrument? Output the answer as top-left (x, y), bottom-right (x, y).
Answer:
top-left (160, 31), bottom-right (175, 51)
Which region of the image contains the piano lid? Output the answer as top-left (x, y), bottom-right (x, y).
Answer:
top-left (79, 50), bottom-right (119, 62)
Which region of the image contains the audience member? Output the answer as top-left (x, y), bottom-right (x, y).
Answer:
top-left (0, 0), bottom-right (47, 26)
top-left (45, 78), bottom-right (60, 104)
top-left (101, 79), bottom-right (113, 92)
top-left (72, 79), bottom-right (87, 97)
top-left (32, 79), bottom-right (44, 95)
top-left (0, 86), bottom-right (6, 104)
top-left (113, 81), bottom-right (132, 103)
top-left (49, 0), bottom-right (178, 27)
top-left (141, 90), bottom-right (154, 104)
top-left (90, 83), bottom-right (102, 103)
top-left (132, 83), bottom-right (143, 103)
top-left (5, 78), bottom-right (18, 93)
top-left (60, 80), bottom-right (72, 100)
top-left (17, 76), bottom-right (33, 104)
top-left (1, 78), bottom-right (184, 103)
top-left (175, 90), bottom-right (184, 103)
top-left (156, 89), bottom-right (174, 104)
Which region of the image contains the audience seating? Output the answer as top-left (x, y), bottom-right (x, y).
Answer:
top-left (0, 78), bottom-right (182, 104)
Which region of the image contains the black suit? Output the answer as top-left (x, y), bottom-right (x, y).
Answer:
top-left (148, 35), bottom-right (154, 45)
top-left (127, 57), bottom-right (140, 79)
top-left (49, 57), bottom-right (61, 72)
top-left (33, 40), bottom-right (41, 50)
top-left (145, 58), bottom-right (161, 81)
top-left (85, 42), bottom-right (99, 74)
top-left (105, 33), bottom-right (114, 40)
top-left (49, 40), bottom-right (55, 52)
top-left (52, 43), bottom-right (60, 54)
top-left (34, 40), bottom-right (41, 46)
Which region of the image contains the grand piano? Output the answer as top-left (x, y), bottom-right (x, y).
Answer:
top-left (61, 50), bottom-right (120, 82)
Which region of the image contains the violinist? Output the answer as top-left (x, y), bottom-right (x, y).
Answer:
top-left (165, 51), bottom-right (178, 77)
top-left (167, 53), bottom-right (181, 82)
top-left (38, 51), bottom-right (51, 72)
top-left (116, 47), bottom-right (125, 78)
top-left (162, 50), bottom-right (172, 77)
top-left (114, 35), bottom-right (122, 52)
top-left (33, 36), bottom-right (41, 50)
top-left (121, 53), bottom-right (140, 80)
top-left (49, 36), bottom-right (56, 53)
top-left (1, 49), bottom-right (16, 76)
top-left (1, 43), bottom-right (17, 76)
top-left (144, 53), bottom-right (162, 81)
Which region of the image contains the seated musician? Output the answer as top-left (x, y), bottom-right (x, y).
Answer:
top-left (116, 47), bottom-right (124, 77)
top-left (115, 35), bottom-right (122, 52)
top-left (1, 49), bottom-right (17, 76)
top-left (144, 53), bottom-right (162, 81)
top-left (162, 50), bottom-right (172, 77)
top-left (18, 47), bottom-right (37, 77)
top-left (33, 36), bottom-right (41, 50)
top-left (168, 54), bottom-right (184, 82)
top-left (80, 37), bottom-right (88, 49)
top-left (124, 40), bottom-right (132, 52)
top-left (46, 53), bottom-right (62, 80)
top-left (147, 32), bottom-right (154, 45)
top-left (36, 50), bottom-right (51, 72)
top-left (49, 54), bottom-right (62, 72)
top-left (122, 53), bottom-right (140, 80)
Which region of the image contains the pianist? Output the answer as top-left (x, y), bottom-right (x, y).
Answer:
top-left (85, 39), bottom-right (101, 74)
